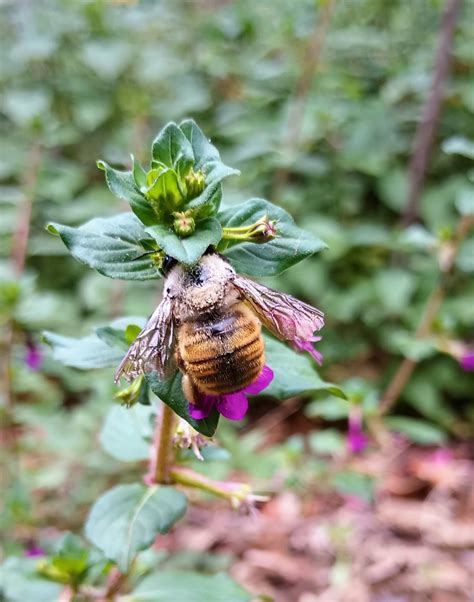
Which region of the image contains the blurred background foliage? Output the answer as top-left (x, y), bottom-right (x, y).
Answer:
top-left (0, 0), bottom-right (473, 585)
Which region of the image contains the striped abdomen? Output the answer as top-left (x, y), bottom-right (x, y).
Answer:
top-left (177, 302), bottom-right (264, 395)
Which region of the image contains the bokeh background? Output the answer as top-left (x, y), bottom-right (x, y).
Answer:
top-left (1, 1), bottom-right (473, 601)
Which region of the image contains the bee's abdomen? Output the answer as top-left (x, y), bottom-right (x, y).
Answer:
top-left (178, 303), bottom-right (265, 395)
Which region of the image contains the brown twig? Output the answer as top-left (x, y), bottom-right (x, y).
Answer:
top-left (11, 143), bottom-right (42, 274)
top-left (377, 214), bottom-right (473, 418)
top-left (402, 0), bottom-right (462, 225)
top-left (272, 0), bottom-right (335, 200)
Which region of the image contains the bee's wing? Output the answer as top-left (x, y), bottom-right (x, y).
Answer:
top-left (232, 275), bottom-right (324, 341)
top-left (114, 295), bottom-right (175, 383)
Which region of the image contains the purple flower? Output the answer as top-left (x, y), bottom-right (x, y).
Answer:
top-left (293, 336), bottom-right (323, 365)
top-left (460, 350), bottom-right (474, 372)
top-left (188, 365), bottom-right (274, 421)
top-left (25, 341), bottom-right (42, 371)
top-left (25, 542), bottom-right (45, 557)
top-left (347, 408), bottom-right (368, 454)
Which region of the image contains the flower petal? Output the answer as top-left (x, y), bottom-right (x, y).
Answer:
top-left (216, 391), bottom-right (249, 421)
top-left (243, 365), bottom-right (274, 395)
top-left (188, 393), bottom-right (215, 420)
top-left (293, 337), bottom-right (323, 365)
top-left (460, 351), bottom-right (474, 372)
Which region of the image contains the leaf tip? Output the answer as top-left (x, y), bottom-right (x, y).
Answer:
top-left (46, 222), bottom-right (59, 235)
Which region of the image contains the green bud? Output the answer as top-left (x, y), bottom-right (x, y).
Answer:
top-left (115, 375), bottom-right (144, 408)
top-left (173, 211), bottom-right (196, 237)
top-left (222, 215), bottom-right (279, 243)
top-left (184, 169), bottom-right (205, 199)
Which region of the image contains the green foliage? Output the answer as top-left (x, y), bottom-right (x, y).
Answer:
top-left (85, 484), bottom-right (187, 572)
top-left (146, 217), bottom-right (222, 266)
top-left (219, 198), bottom-right (327, 276)
top-left (264, 336), bottom-right (345, 399)
top-left (128, 570), bottom-right (252, 602)
top-left (2, 0), bottom-right (474, 596)
top-left (47, 214), bottom-right (161, 280)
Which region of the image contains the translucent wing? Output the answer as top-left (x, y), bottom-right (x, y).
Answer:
top-left (232, 275), bottom-right (324, 342)
top-left (114, 295), bottom-right (175, 382)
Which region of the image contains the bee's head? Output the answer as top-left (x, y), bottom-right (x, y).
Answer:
top-left (161, 255), bottom-right (178, 276)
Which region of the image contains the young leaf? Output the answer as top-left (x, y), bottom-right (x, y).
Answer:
top-left (47, 213), bottom-right (161, 280)
top-left (219, 198), bottom-right (327, 276)
top-left (97, 160), bottom-right (157, 226)
top-left (85, 484), bottom-right (187, 572)
top-left (151, 122), bottom-right (194, 176)
top-left (129, 570), bottom-right (252, 602)
top-left (264, 336), bottom-right (345, 399)
top-left (145, 217), bottom-right (222, 266)
top-left (146, 371), bottom-right (220, 437)
top-left (179, 119), bottom-right (221, 169)
top-left (100, 405), bottom-right (154, 462)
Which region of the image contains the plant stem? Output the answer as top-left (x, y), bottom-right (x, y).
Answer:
top-left (272, 0), bottom-right (335, 200)
top-left (147, 403), bottom-right (175, 484)
top-left (170, 466), bottom-right (252, 505)
top-left (377, 215), bottom-right (473, 417)
top-left (402, 0), bottom-right (462, 225)
top-left (11, 143), bottom-right (42, 274)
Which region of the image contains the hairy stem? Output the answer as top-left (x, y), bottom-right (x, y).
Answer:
top-left (147, 403), bottom-right (176, 484)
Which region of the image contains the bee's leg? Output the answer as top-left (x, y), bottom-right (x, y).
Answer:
top-left (182, 374), bottom-right (199, 404)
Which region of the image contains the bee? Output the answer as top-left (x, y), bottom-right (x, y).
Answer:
top-left (115, 250), bottom-right (324, 404)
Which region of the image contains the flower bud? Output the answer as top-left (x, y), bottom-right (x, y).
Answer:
top-left (173, 211), bottom-right (195, 237)
top-left (115, 375), bottom-right (144, 408)
top-left (184, 169), bottom-right (205, 199)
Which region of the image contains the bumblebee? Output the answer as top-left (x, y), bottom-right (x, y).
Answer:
top-left (115, 251), bottom-right (324, 404)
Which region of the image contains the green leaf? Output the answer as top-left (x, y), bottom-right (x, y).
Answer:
top-left (151, 122), bottom-right (194, 177)
top-left (264, 336), bottom-right (346, 399)
top-left (306, 398), bottom-right (349, 420)
top-left (100, 405), bottom-right (154, 462)
top-left (128, 570), bottom-right (252, 602)
top-left (132, 154), bottom-right (147, 189)
top-left (85, 484), bottom-right (187, 572)
top-left (47, 213), bottom-right (161, 280)
top-left (97, 161), bottom-right (157, 226)
top-left (43, 331), bottom-right (124, 369)
top-left (219, 199), bottom-right (327, 276)
top-left (309, 429), bottom-right (345, 456)
top-left (0, 558), bottom-right (62, 602)
top-left (146, 218), bottom-right (222, 266)
top-left (179, 119), bottom-right (239, 216)
top-left (331, 471), bottom-right (375, 502)
top-left (442, 136), bottom-right (474, 159)
top-left (179, 119), bottom-right (220, 169)
top-left (146, 371), bottom-right (219, 437)
top-left (384, 416), bottom-right (447, 445)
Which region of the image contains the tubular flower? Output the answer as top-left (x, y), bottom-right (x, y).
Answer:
top-left (25, 340), bottom-right (42, 371)
top-left (347, 407), bottom-right (368, 454)
top-left (460, 350), bottom-right (474, 372)
top-left (188, 365), bottom-right (274, 421)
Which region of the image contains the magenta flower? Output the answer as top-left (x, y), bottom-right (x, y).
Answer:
top-left (460, 350), bottom-right (474, 372)
top-left (25, 542), bottom-right (45, 557)
top-left (347, 408), bottom-right (368, 454)
top-left (293, 336), bottom-right (323, 365)
top-left (25, 340), bottom-right (42, 371)
top-left (188, 365), bottom-right (274, 421)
